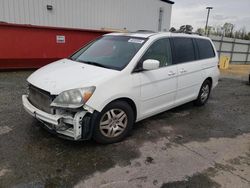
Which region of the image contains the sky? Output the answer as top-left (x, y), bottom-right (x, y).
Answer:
top-left (171, 0), bottom-right (250, 32)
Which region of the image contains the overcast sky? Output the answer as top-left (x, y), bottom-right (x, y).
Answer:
top-left (171, 0), bottom-right (250, 32)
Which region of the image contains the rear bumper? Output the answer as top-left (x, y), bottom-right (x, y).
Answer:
top-left (212, 68), bottom-right (220, 90)
top-left (22, 95), bottom-right (93, 140)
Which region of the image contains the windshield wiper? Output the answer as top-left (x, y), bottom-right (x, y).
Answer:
top-left (77, 60), bottom-right (109, 69)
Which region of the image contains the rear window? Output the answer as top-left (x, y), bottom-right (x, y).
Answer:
top-left (172, 37), bottom-right (196, 64)
top-left (196, 39), bottom-right (215, 59)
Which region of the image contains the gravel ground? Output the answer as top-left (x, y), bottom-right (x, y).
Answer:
top-left (0, 71), bottom-right (250, 188)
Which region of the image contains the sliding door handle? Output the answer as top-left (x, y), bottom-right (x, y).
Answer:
top-left (179, 68), bottom-right (187, 73)
top-left (168, 71), bottom-right (176, 76)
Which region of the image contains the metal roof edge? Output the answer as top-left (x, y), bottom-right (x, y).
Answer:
top-left (160, 0), bottom-right (175, 5)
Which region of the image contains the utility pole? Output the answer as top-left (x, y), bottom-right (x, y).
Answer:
top-left (205, 7), bottom-right (213, 36)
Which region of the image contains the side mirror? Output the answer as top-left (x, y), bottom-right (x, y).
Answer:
top-left (143, 59), bottom-right (160, 70)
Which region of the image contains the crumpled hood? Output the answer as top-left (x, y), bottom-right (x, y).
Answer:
top-left (27, 59), bottom-right (118, 95)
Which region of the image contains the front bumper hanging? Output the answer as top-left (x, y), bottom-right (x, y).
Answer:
top-left (22, 95), bottom-right (93, 140)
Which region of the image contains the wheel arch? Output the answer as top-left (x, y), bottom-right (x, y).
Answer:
top-left (205, 77), bottom-right (213, 87)
top-left (100, 97), bottom-right (137, 121)
top-left (196, 77), bottom-right (213, 99)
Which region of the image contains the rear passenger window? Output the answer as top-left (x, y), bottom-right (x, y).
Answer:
top-left (172, 38), bottom-right (196, 64)
top-left (196, 39), bottom-right (215, 59)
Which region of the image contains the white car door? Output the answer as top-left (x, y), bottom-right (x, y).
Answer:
top-left (176, 61), bottom-right (202, 104)
top-left (171, 37), bottom-right (202, 105)
top-left (137, 38), bottom-right (178, 119)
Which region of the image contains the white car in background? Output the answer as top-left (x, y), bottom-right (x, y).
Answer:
top-left (22, 31), bottom-right (219, 144)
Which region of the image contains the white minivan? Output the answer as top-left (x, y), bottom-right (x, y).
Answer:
top-left (22, 32), bottom-right (220, 143)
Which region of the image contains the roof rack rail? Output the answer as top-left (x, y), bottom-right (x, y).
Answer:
top-left (170, 30), bottom-right (202, 36)
top-left (135, 30), bottom-right (156, 33)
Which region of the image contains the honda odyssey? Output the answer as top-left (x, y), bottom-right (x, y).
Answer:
top-left (22, 32), bottom-right (220, 143)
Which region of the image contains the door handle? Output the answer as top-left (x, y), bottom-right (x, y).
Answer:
top-left (180, 68), bottom-right (187, 73)
top-left (168, 71), bottom-right (176, 76)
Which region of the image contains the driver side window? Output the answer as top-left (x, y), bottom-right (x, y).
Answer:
top-left (139, 38), bottom-right (172, 68)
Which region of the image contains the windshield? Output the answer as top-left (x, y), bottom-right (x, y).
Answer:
top-left (70, 36), bottom-right (147, 70)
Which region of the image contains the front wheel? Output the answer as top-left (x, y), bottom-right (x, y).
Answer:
top-left (93, 101), bottom-right (134, 144)
top-left (194, 80), bottom-right (211, 106)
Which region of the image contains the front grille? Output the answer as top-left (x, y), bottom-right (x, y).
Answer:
top-left (28, 85), bottom-right (54, 114)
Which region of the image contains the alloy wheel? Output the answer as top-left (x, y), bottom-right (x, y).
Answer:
top-left (99, 109), bottom-right (128, 138)
top-left (200, 84), bottom-right (210, 102)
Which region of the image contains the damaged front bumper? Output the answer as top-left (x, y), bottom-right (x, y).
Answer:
top-left (22, 95), bottom-right (94, 141)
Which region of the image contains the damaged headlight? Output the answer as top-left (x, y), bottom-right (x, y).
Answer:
top-left (50, 86), bottom-right (96, 108)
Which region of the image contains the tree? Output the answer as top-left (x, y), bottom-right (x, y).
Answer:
top-left (169, 25), bottom-right (194, 33)
top-left (215, 26), bottom-right (224, 36)
top-left (179, 25), bottom-right (193, 33)
top-left (223, 23), bottom-right (234, 37)
top-left (207, 26), bottom-right (215, 36)
top-left (169, 27), bottom-right (177, 32)
top-left (235, 27), bottom-right (247, 39)
top-left (244, 32), bottom-right (250, 40)
top-left (240, 27), bottom-right (247, 39)
top-left (196, 28), bottom-right (205, 35)
top-left (200, 22), bottom-right (249, 40)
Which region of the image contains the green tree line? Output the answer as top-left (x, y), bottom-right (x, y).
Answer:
top-left (170, 23), bottom-right (250, 40)
top-left (196, 23), bottom-right (250, 40)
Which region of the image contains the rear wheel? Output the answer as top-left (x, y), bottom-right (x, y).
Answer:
top-left (194, 79), bottom-right (212, 106)
top-left (93, 101), bottom-right (134, 144)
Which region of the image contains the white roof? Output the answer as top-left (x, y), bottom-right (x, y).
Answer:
top-left (105, 32), bottom-right (209, 40)
top-left (105, 32), bottom-right (157, 38)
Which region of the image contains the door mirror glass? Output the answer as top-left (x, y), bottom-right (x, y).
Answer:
top-left (143, 59), bottom-right (160, 70)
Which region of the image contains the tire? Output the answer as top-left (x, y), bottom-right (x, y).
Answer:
top-left (194, 79), bottom-right (212, 106)
top-left (92, 101), bottom-right (134, 144)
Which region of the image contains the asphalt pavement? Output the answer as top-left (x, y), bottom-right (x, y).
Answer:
top-left (0, 71), bottom-right (250, 188)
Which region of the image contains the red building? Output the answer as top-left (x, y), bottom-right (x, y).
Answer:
top-left (0, 0), bottom-right (174, 69)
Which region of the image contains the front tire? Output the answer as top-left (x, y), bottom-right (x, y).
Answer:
top-left (194, 79), bottom-right (211, 106)
top-left (93, 101), bottom-right (134, 144)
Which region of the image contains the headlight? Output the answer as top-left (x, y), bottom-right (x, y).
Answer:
top-left (50, 86), bottom-right (96, 108)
